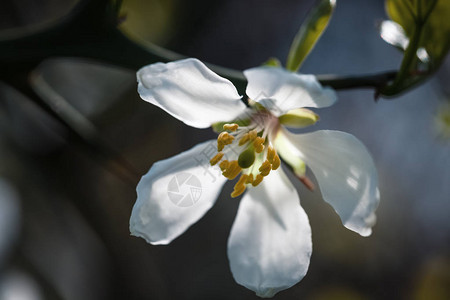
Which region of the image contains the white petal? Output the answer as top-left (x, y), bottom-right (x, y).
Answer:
top-left (130, 140), bottom-right (227, 245)
top-left (280, 129), bottom-right (379, 236)
top-left (227, 170), bottom-right (312, 298)
top-left (244, 67), bottom-right (336, 116)
top-left (137, 58), bottom-right (246, 128)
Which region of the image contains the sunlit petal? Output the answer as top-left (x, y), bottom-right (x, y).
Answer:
top-left (137, 58), bottom-right (246, 128)
top-left (244, 67), bottom-right (336, 116)
top-left (227, 170), bottom-right (312, 298)
top-left (279, 129), bottom-right (379, 236)
top-left (130, 140), bottom-right (227, 245)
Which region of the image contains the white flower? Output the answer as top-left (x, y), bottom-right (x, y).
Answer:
top-left (130, 58), bottom-right (379, 297)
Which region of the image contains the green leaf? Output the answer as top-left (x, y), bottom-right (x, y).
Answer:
top-left (381, 0), bottom-right (450, 96)
top-left (286, 0), bottom-right (336, 72)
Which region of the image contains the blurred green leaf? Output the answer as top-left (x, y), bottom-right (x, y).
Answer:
top-left (381, 0), bottom-right (450, 96)
top-left (286, 0), bottom-right (336, 72)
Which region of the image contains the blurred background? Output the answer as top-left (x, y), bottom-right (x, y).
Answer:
top-left (0, 0), bottom-right (449, 299)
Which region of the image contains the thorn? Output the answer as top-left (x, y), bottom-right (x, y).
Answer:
top-left (374, 90), bottom-right (380, 102)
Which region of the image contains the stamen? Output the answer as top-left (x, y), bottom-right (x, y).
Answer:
top-left (222, 160), bottom-right (241, 180)
top-left (223, 123), bottom-right (239, 131)
top-left (248, 129), bottom-right (258, 140)
top-left (245, 174), bottom-right (254, 184)
top-left (231, 184), bottom-right (246, 198)
top-left (253, 137), bottom-right (265, 153)
top-left (213, 110), bottom-right (283, 197)
top-left (238, 134), bottom-right (250, 146)
top-left (267, 146), bottom-right (276, 163)
top-left (219, 160), bottom-right (229, 171)
top-left (252, 174), bottom-right (264, 186)
top-left (217, 132), bottom-right (234, 151)
top-left (239, 129), bottom-right (258, 146)
top-left (259, 160), bottom-right (272, 177)
top-left (210, 152), bottom-right (224, 166)
top-left (271, 153), bottom-right (281, 170)
top-left (236, 174), bottom-right (249, 186)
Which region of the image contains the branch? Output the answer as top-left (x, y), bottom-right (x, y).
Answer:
top-left (316, 71), bottom-right (397, 90)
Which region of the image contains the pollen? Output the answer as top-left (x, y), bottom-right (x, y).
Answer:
top-left (210, 152), bottom-right (224, 166)
top-left (248, 129), bottom-right (258, 140)
top-left (245, 173), bottom-right (254, 184)
top-left (253, 137), bottom-right (265, 153)
top-left (217, 132), bottom-right (234, 151)
top-left (236, 174), bottom-right (249, 186)
top-left (271, 153), bottom-right (281, 170)
top-left (223, 123), bottom-right (239, 131)
top-left (238, 134), bottom-right (249, 146)
top-left (238, 129), bottom-right (258, 146)
top-left (210, 111), bottom-right (284, 197)
top-left (219, 160), bottom-right (229, 171)
top-left (267, 146), bottom-right (276, 163)
top-left (231, 183), bottom-right (246, 198)
top-left (252, 174), bottom-right (264, 187)
top-left (222, 160), bottom-right (241, 180)
top-left (259, 160), bottom-right (272, 177)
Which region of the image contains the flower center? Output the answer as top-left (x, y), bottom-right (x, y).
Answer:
top-left (210, 110), bottom-right (281, 198)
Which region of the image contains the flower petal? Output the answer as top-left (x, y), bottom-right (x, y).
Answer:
top-left (130, 140), bottom-right (227, 245)
top-left (137, 58), bottom-right (246, 128)
top-left (279, 129), bottom-right (379, 236)
top-left (244, 67), bottom-right (336, 116)
top-left (227, 170), bottom-right (312, 298)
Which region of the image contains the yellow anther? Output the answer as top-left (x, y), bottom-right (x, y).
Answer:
top-left (231, 184), bottom-right (246, 198)
top-left (217, 132), bottom-right (234, 151)
top-left (253, 137), bottom-right (265, 153)
top-left (231, 174), bottom-right (249, 198)
top-left (252, 174), bottom-right (264, 186)
top-left (239, 129), bottom-right (258, 146)
top-left (271, 153), bottom-right (281, 170)
top-left (210, 152), bottom-right (224, 166)
top-left (223, 123), bottom-right (239, 131)
top-left (236, 174), bottom-right (249, 186)
top-left (238, 133), bottom-right (250, 146)
top-left (245, 173), bottom-right (254, 184)
top-left (259, 160), bottom-right (272, 176)
top-left (267, 146), bottom-right (276, 163)
top-left (219, 160), bottom-right (229, 171)
top-left (248, 129), bottom-right (258, 140)
top-left (222, 160), bottom-right (241, 180)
